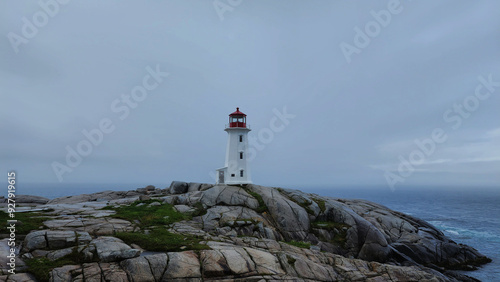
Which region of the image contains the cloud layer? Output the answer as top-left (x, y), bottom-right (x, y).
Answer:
top-left (1, 0), bottom-right (499, 189)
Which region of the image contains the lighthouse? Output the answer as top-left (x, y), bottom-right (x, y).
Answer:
top-left (216, 107), bottom-right (252, 185)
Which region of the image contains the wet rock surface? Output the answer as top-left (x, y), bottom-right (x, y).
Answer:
top-left (0, 182), bottom-right (489, 281)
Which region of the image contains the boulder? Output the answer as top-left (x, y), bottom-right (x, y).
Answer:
top-left (200, 185), bottom-right (259, 209)
top-left (3, 273), bottom-right (37, 281)
top-left (91, 237), bottom-right (140, 262)
top-left (60, 262), bottom-right (129, 282)
top-left (200, 250), bottom-right (231, 277)
top-left (120, 256), bottom-right (156, 282)
top-left (144, 254), bottom-right (169, 281)
top-left (50, 265), bottom-right (80, 282)
top-left (174, 204), bottom-right (195, 213)
top-left (201, 205), bottom-right (267, 236)
top-left (139, 195), bottom-right (151, 201)
top-left (169, 181), bottom-right (189, 194)
top-left (164, 251), bottom-right (201, 279)
top-left (43, 216), bottom-right (134, 236)
top-left (188, 182), bottom-right (214, 192)
top-left (47, 244), bottom-right (95, 262)
top-left (24, 230), bottom-right (92, 252)
top-left (248, 185), bottom-right (310, 241)
top-left (244, 247), bottom-right (285, 275)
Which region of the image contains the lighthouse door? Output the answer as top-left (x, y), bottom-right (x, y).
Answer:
top-left (218, 171), bottom-right (225, 184)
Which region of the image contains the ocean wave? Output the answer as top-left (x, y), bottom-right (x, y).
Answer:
top-left (444, 229), bottom-right (459, 236)
top-left (429, 221), bottom-right (500, 242)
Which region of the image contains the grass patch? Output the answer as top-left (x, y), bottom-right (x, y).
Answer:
top-left (25, 246), bottom-right (89, 282)
top-left (191, 202), bottom-right (207, 217)
top-left (311, 221), bottom-right (348, 230)
top-left (104, 199), bottom-right (209, 252)
top-left (311, 220), bottom-right (350, 247)
top-left (284, 240), bottom-right (311, 249)
top-left (26, 257), bottom-right (74, 282)
top-left (312, 198), bottom-right (326, 213)
top-left (115, 228), bottom-right (208, 252)
top-left (286, 197), bottom-right (315, 215)
top-left (100, 205), bottom-right (115, 210)
top-left (243, 189), bottom-right (268, 213)
top-left (0, 211), bottom-right (49, 236)
top-left (106, 199), bottom-right (188, 228)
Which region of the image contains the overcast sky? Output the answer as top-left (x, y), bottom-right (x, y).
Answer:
top-left (1, 0), bottom-right (499, 191)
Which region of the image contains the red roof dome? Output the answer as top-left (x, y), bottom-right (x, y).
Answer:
top-left (229, 107), bottom-right (246, 116)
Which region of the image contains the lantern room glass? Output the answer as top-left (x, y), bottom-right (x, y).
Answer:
top-left (229, 115), bottom-right (246, 128)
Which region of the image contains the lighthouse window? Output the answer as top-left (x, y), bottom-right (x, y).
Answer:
top-left (240, 152), bottom-right (243, 159)
top-left (231, 174), bottom-right (235, 177)
top-left (239, 135), bottom-right (243, 142)
top-left (240, 170), bottom-right (244, 177)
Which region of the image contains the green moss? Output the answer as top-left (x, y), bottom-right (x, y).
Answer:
top-left (275, 188), bottom-right (316, 215)
top-left (288, 198), bottom-right (315, 215)
top-left (243, 189), bottom-right (268, 213)
top-left (312, 198), bottom-right (326, 213)
top-left (287, 255), bottom-right (296, 265)
top-left (25, 246), bottom-right (89, 282)
top-left (191, 202), bottom-right (207, 217)
top-left (0, 211), bottom-right (49, 236)
top-left (26, 257), bottom-right (71, 282)
top-left (115, 228), bottom-right (208, 252)
top-left (284, 240), bottom-right (311, 249)
top-left (311, 221), bottom-right (348, 230)
top-left (105, 199), bottom-right (188, 228)
top-left (311, 221), bottom-right (350, 247)
top-left (104, 199), bottom-right (208, 252)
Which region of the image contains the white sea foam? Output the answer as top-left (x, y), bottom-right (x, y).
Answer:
top-left (445, 230), bottom-right (459, 236)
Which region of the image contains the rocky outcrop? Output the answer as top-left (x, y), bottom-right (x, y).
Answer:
top-left (1, 181), bottom-right (489, 281)
top-left (23, 230), bottom-right (92, 252)
top-left (1, 195), bottom-right (50, 205)
top-left (90, 237), bottom-right (140, 262)
top-left (43, 216), bottom-right (134, 236)
top-left (46, 190), bottom-right (142, 205)
top-left (43, 242), bottom-right (453, 281)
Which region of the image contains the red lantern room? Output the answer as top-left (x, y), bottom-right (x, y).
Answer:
top-left (229, 107), bottom-right (247, 128)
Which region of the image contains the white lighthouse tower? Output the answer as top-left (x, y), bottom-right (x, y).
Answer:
top-left (216, 107), bottom-right (252, 185)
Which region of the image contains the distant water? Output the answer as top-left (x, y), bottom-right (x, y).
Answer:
top-left (11, 183), bottom-right (500, 281)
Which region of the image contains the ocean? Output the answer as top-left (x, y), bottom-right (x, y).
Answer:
top-left (12, 183), bottom-right (500, 281)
